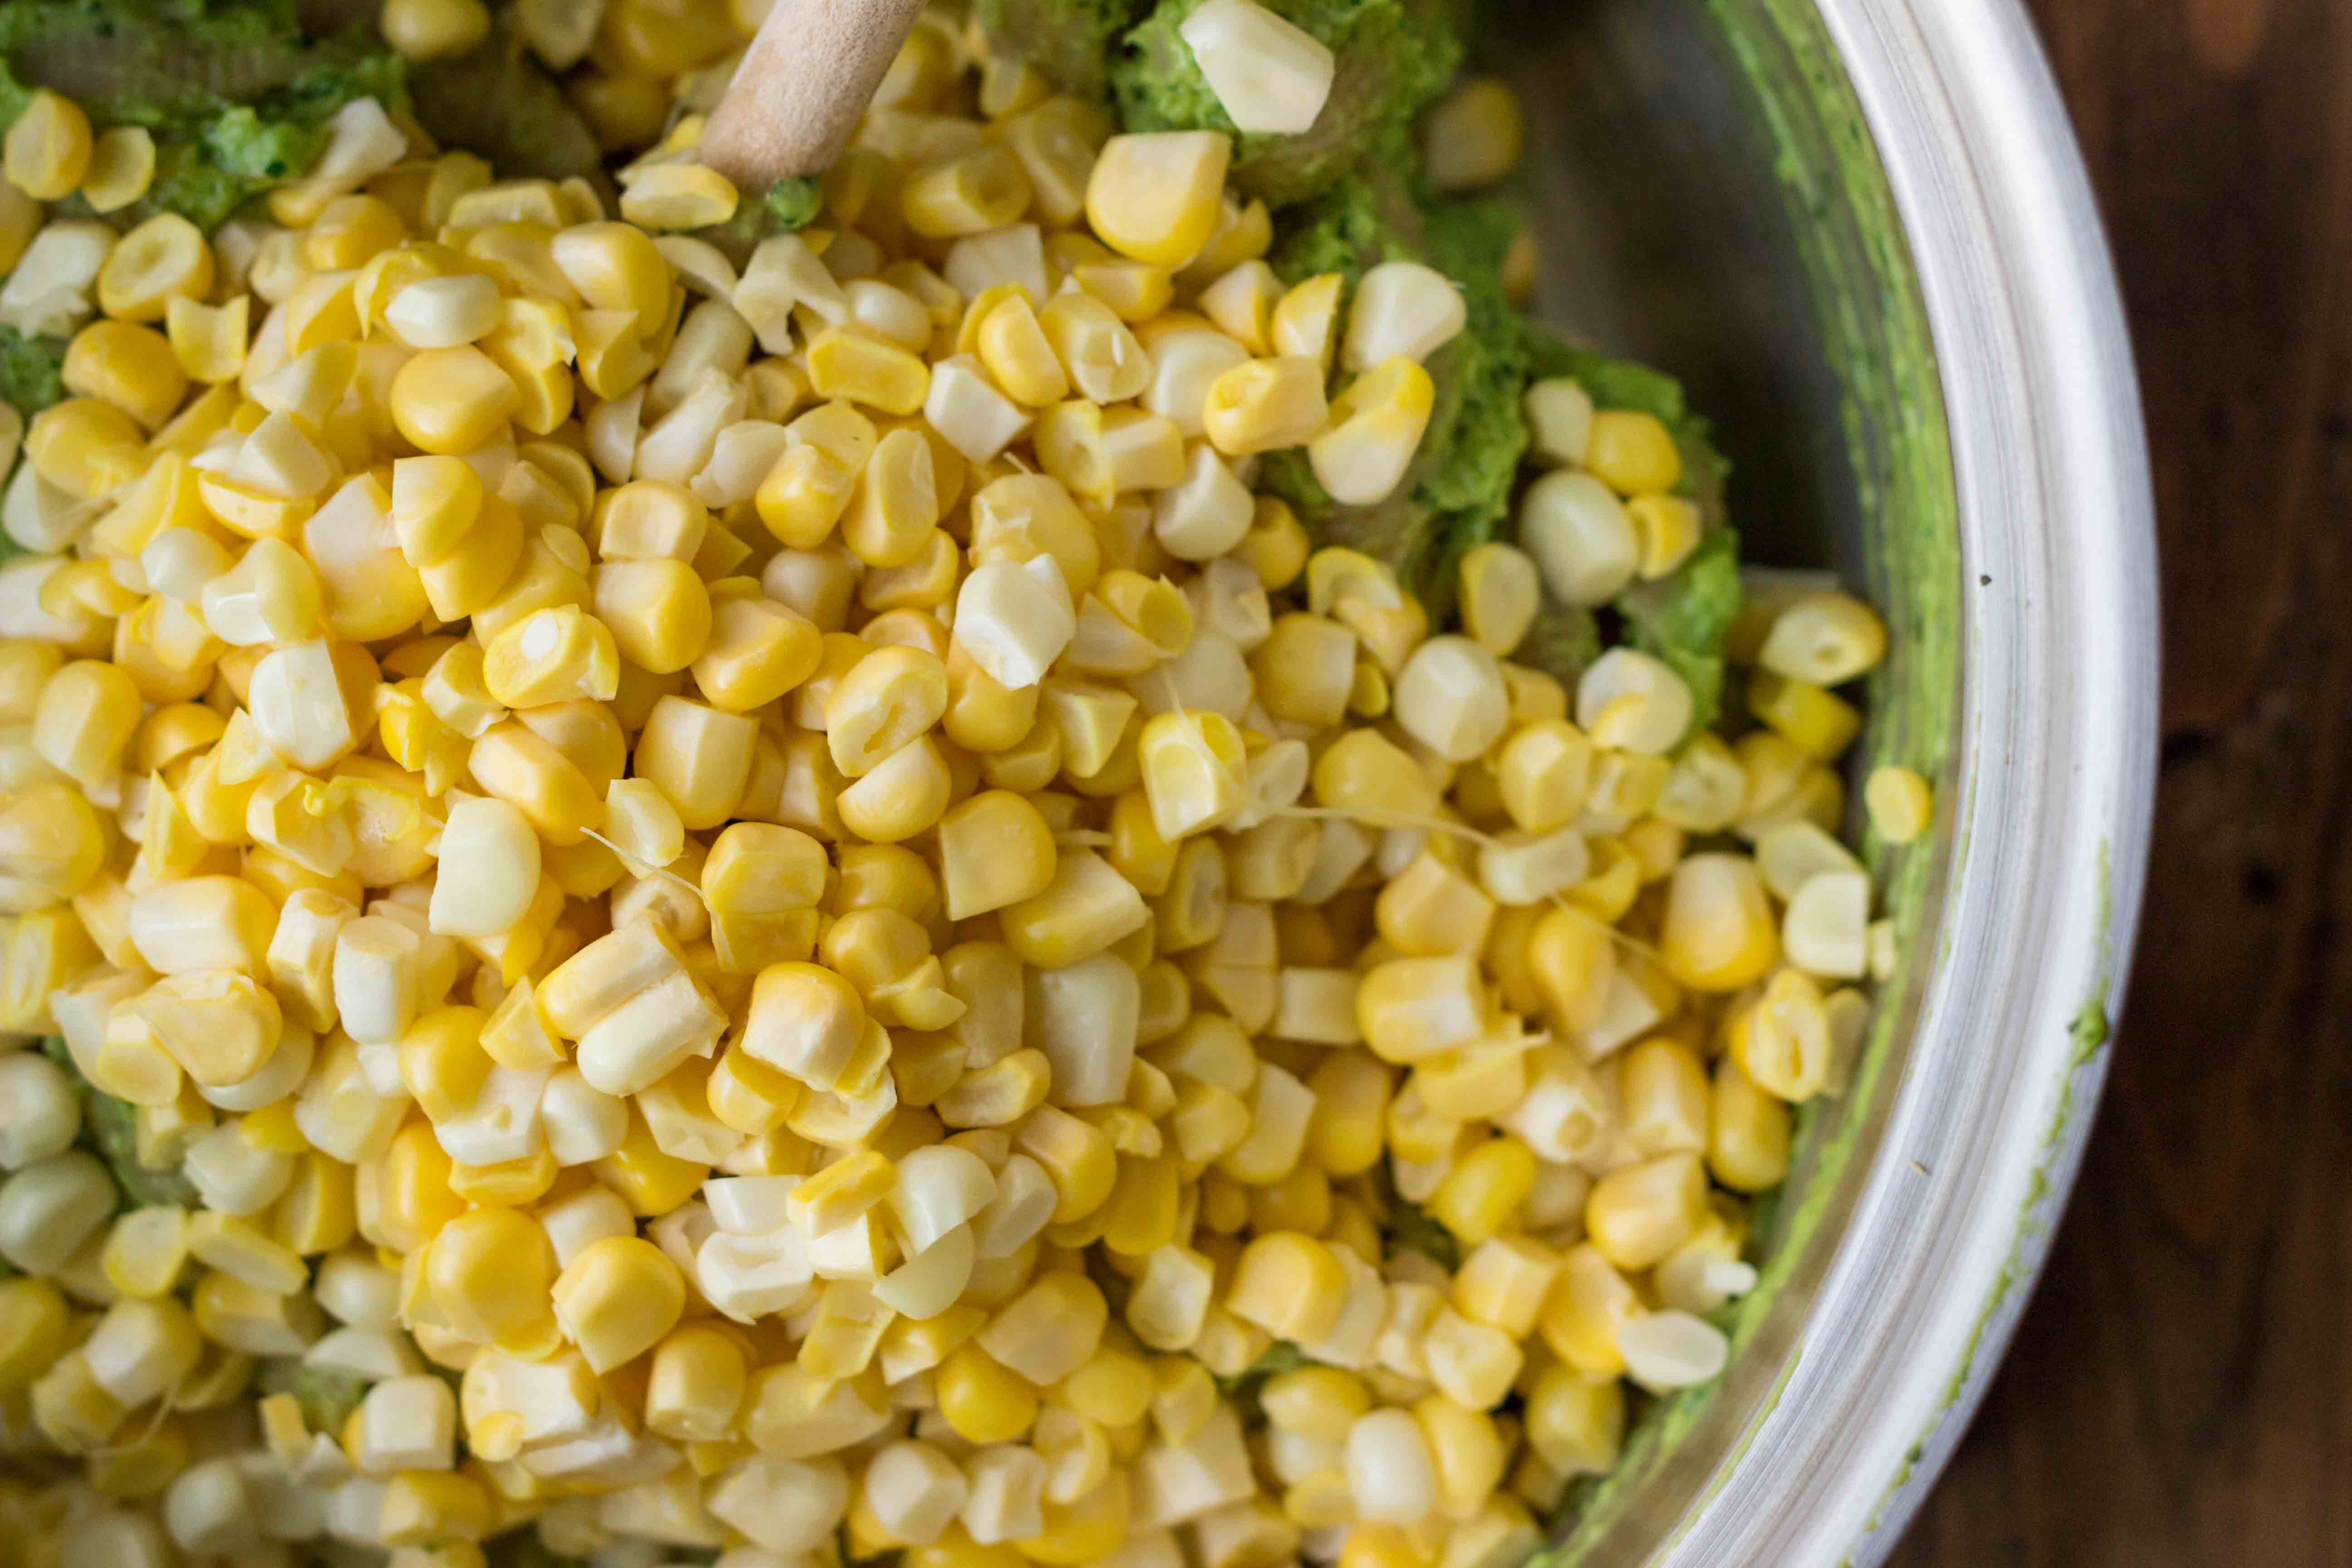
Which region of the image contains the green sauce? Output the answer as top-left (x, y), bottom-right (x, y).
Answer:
top-left (0, 0), bottom-right (408, 230)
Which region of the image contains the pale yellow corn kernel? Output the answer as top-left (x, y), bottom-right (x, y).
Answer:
top-left (807, 328), bottom-right (931, 417)
top-left (1582, 407), bottom-right (1682, 495)
top-left (1727, 965), bottom-right (1833, 1102)
top-left (1523, 1361), bottom-right (1623, 1477)
top-left (1375, 852), bottom-right (1495, 958)
top-left (632, 695), bottom-right (756, 829)
top-left (1308, 355), bottom-right (1435, 506)
top-left (99, 211), bottom-right (214, 322)
top-left (828, 644), bottom-right (950, 778)
top-left (100, 1205), bottom-right (191, 1300)
top-left (5, 92), bottom-right (91, 201)
top-left (480, 604), bottom-right (621, 710)
top-left (1536, 1244), bottom-right (1640, 1378)
top-left (1457, 543), bottom-right (1540, 657)
top-left (1415, 72), bottom-right (1522, 190)
top-left (389, 345), bottom-right (519, 455)
top-left (1658, 853), bottom-right (1779, 993)
top-left (1756, 589), bottom-right (1887, 686)
top-left (935, 789), bottom-right (1057, 921)
top-left (619, 163), bottom-right (740, 230)
top-left (381, 0), bottom-right (492, 59)
top-left (1252, 610), bottom-right (1355, 727)
top-left (976, 294), bottom-right (1072, 408)
top-left (1202, 356), bottom-right (1327, 456)
top-left (468, 720), bottom-right (602, 846)
top-left (1136, 709), bottom-right (1247, 842)
top-left (645, 1322), bottom-right (748, 1441)
top-left (303, 196), bottom-right (405, 274)
top-left (1626, 492), bottom-right (1703, 581)
top-left (1035, 290), bottom-right (1150, 405)
top-left (33, 657), bottom-right (140, 788)
top-left (1309, 728), bottom-right (1440, 824)
top-left (790, 1150), bottom-right (895, 1236)
top-left (1709, 1055), bottom-right (1791, 1193)
top-left (593, 558), bottom-right (713, 674)
top-left (164, 294), bottom-right (250, 384)
top-left (1865, 765), bottom-right (1933, 844)
top-left (843, 427), bottom-right (943, 568)
top-left (1746, 670), bottom-right (1860, 760)
top-left (836, 736), bottom-right (952, 845)
top-left (903, 145), bottom-right (1033, 238)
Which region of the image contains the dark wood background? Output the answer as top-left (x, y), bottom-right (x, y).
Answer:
top-left (1888, 1), bottom-right (2349, 1563)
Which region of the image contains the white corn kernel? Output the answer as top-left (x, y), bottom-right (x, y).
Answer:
top-left (384, 274), bottom-right (501, 348)
top-left (952, 555), bottom-right (1075, 690)
top-left (429, 794), bottom-right (542, 937)
top-left (1176, 0), bottom-right (1336, 134)
top-left (1522, 468), bottom-right (1637, 607)
top-left (1343, 261), bottom-right (1466, 372)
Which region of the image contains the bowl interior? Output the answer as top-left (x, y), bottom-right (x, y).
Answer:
top-left (1488, 0), bottom-right (1964, 1558)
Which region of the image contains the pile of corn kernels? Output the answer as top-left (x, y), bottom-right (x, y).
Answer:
top-left (0, 5), bottom-right (1936, 1567)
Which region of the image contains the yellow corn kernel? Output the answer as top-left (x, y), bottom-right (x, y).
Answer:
top-left (807, 328), bottom-right (931, 418)
top-left (390, 345), bottom-right (520, 455)
top-left (1428, 1136), bottom-right (1537, 1246)
top-left (1710, 1055), bottom-right (1791, 1193)
top-left (1584, 1152), bottom-right (1707, 1271)
top-left (1865, 764), bottom-right (1933, 844)
top-left (645, 1323), bottom-right (748, 1442)
top-left (1084, 132), bottom-right (1229, 266)
top-left (424, 1206), bottom-right (559, 1355)
top-left (545, 1232), bottom-right (682, 1372)
top-left (691, 595), bottom-right (822, 712)
top-left (1523, 1361), bottom-right (1623, 1477)
top-left (1658, 853), bottom-right (1779, 993)
top-left (1747, 670), bottom-right (1860, 761)
top-left (1627, 492), bottom-right (1703, 579)
top-left (5, 91), bottom-right (91, 200)
top-left (973, 293), bottom-right (1068, 408)
top-left (1728, 966), bottom-right (1832, 1102)
top-left (63, 319), bottom-right (187, 432)
top-left (593, 558), bottom-right (713, 674)
top-left (1584, 409), bottom-right (1683, 495)
top-left (0, 1277), bottom-right (68, 1392)
top-left (26, 397), bottom-right (147, 499)
top-left (842, 426), bottom-right (943, 568)
top-left (1226, 1230), bottom-right (1345, 1343)
top-left (936, 1343), bottom-right (1038, 1443)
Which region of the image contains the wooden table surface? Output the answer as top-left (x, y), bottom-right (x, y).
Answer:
top-left (1886, 1), bottom-right (2348, 1563)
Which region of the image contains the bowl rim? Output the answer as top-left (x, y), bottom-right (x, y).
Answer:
top-left (1650, 0), bottom-right (2160, 1560)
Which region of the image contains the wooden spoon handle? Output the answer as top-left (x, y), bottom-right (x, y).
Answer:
top-left (701, 0), bottom-right (926, 190)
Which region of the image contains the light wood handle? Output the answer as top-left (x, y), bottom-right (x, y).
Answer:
top-left (701, 0), bottom-right (926, 190)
